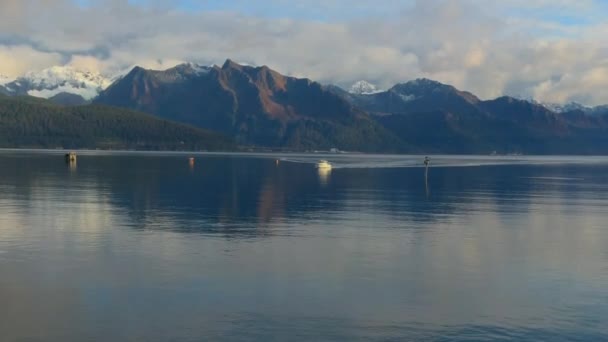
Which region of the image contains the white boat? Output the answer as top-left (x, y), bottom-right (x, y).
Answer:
top-left (316, 160), bottom-right (332, 169)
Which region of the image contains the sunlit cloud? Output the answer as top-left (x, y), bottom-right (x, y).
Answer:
top-left (0, 0), bottom-right (607, 104)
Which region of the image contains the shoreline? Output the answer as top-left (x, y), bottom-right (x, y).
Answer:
top-left (2, 148), bottom-right (608, 161)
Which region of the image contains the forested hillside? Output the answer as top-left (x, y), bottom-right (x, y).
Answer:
top-left (0, 95), bottom-right (235, 150)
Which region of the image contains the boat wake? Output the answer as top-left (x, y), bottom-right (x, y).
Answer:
top-left (522, 177), bottom-right (585, 181)
top-left (272, 155), bottom-right (608, 170)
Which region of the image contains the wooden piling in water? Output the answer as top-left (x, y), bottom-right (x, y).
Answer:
top-left (424, 156), bottom-right (430, 196)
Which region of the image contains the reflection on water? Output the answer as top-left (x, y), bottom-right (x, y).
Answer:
top-left (1, 151), bottom-right (608, 341)
top-left (317, 166), bottom-right (331, 185)
top-left (67, 160), bottom-right (77, 172)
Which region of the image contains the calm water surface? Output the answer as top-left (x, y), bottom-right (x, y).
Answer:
top-left (1, 151), bottom-right (608, 341)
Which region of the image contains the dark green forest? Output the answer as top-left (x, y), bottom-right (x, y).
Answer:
top-left (0, 95), bottom-right (235, 150)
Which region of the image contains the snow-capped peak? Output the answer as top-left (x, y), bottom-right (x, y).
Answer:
top-left (182, 62), bottom-right (213, 75)
top-left (23, 66), bottom-right (112, 91)
top-left (5, 66), bottom-right (113, 100)
top-left (349, 80), bottom-right (381, 95)
top-left (510, 95), bottom-right (605, 114)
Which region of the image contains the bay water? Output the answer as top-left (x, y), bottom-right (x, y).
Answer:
top-left (1, 151), bottom-right (607, 341)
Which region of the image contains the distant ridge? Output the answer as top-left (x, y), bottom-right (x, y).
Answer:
top-left (328, 80), bottom-right (608, 154)
top-left (3, 61), bottom-right (608, 110)
top-left (48, 92), bottom-right (89, 106)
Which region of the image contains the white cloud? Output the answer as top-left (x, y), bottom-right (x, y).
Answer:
top-left (0, 45), bottom-right (63, 78)
top-left (0, 0), bottom-right (607, 105)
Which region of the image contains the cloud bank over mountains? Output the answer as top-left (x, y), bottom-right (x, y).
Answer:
top-left (1, 0), bottom-right (607, 105)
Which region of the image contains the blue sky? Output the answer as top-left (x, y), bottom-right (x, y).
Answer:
top-left (92, 0), bottom-right (608, 25)
top-left (1, 0), bottom-right (608, 105)
top-left (73, 0), bottom-right (411, 20)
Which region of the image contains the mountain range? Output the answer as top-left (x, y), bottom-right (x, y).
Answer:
top-left (94, 60), bottom-right (400, 152)
top-left (2, 60), bottom-right (608, 154)
top-left (329, 79), bottom-right (608, 153)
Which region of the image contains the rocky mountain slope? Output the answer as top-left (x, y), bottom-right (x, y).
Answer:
top-left (95, 60), bottom-right (401, 151)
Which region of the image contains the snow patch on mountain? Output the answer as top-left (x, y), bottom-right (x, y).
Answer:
top-left (398, 93), bottom-right (416, 102)
top-left (510, 95), bottom-right (594, 113)
top-left (349, 80), bottom-right (382, 95)
top-left (540, 102), bottom-right (591, 113)
top-left (183, 62), bottom-right (213, 75)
